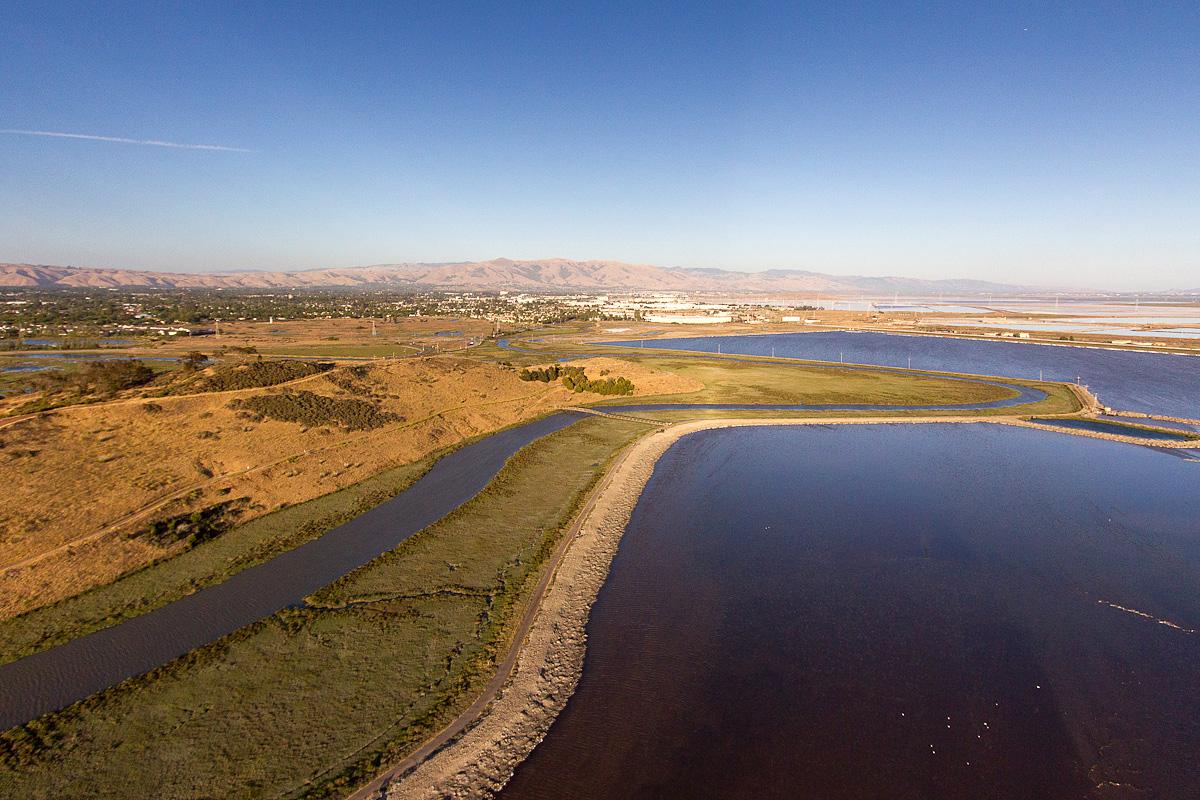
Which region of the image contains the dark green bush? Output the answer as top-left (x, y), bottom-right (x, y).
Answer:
top-left (33, 359), bottom-right (157, 396)
top-left (133, 499), bottom-right (249, 547)
top-left (519, 364), bottom-right (634, 395)
top-left (229, 390), bottom-right (399, 430)
top-left (323, 365), bottom-right (372, 392)
top-left (187, 359), bottom-right (333, 392)
top-left (178, 351), bottom-right (209, 371)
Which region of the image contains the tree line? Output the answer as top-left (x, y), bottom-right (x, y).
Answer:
top-left (518, 364), bottom-right (634, 396)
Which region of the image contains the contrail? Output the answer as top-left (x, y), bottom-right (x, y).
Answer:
top-left (0, 128), bottom-right (251, 152)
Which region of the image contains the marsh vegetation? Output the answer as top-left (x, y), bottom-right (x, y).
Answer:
top-left (0, 417), bottom-right (646, 799)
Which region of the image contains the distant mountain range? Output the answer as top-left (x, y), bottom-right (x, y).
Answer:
top-left (0, 258), bottom-right (1034, 294)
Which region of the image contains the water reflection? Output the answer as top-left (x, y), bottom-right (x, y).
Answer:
top-left (502, 425), bottom-right (1200, 800)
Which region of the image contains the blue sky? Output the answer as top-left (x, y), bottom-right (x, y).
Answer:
top-left (1, 1), bottom-right (1197, 289)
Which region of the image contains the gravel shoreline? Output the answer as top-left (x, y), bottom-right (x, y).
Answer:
top-left (380, 409), bottom-right (1183, 799)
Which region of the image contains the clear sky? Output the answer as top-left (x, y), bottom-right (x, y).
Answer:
top-left (1, 1), bottom-right (1197, 289)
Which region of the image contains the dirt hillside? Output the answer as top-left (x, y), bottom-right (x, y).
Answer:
top-left (0, 356), bottom-right (694, 618)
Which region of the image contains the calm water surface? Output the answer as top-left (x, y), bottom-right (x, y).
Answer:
top-left (603, 332), bottom-right (1200, 418)
top-left (502, 425), bottom-right (1200, 800)
top-left (1103, 415), bottom-right (1200, 433)
top-left (1030, 417), bottom-right (1197, 441)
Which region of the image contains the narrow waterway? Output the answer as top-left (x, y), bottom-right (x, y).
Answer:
top-left (0, 412), bottom-right (583, 730)
top-left (603, 331), bottom-right (1200, 417)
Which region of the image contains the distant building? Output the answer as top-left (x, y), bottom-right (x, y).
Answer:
top-left (643, 313), bottom-right (733, 324)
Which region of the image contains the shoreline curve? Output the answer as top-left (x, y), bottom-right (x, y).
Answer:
top-left (373, 416), bottom-right (1049, 800)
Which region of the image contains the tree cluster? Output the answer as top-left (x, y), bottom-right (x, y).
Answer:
top-left (183, 359), bottom-right (333, 393)
top-left (229, 389), bottom-right (399, 430)
top-left (178, 351), bottom-right (209, 371)
top-left (137, 498), bottom-right (247, 547)
top-left (517, 364), bottom-right (571, 382)
top-left (34, 359), bottom-right (156, 396)
top-left (518, 364), bottom-right (634, 395)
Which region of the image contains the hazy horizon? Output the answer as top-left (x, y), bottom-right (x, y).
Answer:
top-left (3, 256), bottom-right (1196, 295)
top-left (2, 3), bottom-right (1197, 291)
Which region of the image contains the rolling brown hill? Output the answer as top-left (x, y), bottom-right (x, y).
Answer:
top-left (0, 258), bottom-right (1027, 294)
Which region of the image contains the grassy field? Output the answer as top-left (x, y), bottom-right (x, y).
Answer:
top-left (597, 366), bottom-right (1082, 420)
top-left (254, 343), bottom-right (429, 358)
top-left (617, 391), bottom-right (1080, 422)
top-left (0, 357), bottom-right (562, 616)
top-left (0, 416), bottom-right (649, 799)
top-left (0, 434), bottom-right (476, 664)
top-left (481, 334), bottom-right (1084, 417)
top-left (591, 354), bottom-right (1016, 407)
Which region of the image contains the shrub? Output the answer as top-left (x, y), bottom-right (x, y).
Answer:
top-left (133, 499), bottom-right (248, 547)
top-left (518, 364), bottom-right (633, 395)
top-left (179, 351), bottom-right (209, 371)
top-left (518, 364), bottom-right (573, 382)
top-left (56, 360), bottom-right (157, 395)
top-left (228, 390), bottom-right (399, 430)
top-left (187, 360), bottom-right (333, 392)
top-left (323, 365), bottom-right (372, 392)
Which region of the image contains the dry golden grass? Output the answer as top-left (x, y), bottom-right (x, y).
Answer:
top-left (0, 355), bottom-right (695, 619)
top-left (129, 316), bottom-right (494, 357)
top-left (533, 356), bottom-right (705, 397)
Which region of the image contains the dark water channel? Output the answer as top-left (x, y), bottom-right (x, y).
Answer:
top-left (502, 424), bottom-right (1200, 800)
top-left (1031, 417), bottom-right (1198, 441)
top-left (604, 332), bottom-right (1200, 418)
top-left (0, 412), bottom-right (583, 730)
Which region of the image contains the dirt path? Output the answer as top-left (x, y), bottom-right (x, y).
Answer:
top-left (343, 417), bottom-right (663, 800)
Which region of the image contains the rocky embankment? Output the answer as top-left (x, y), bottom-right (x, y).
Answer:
top-left (382, 418), bottom-right (1009, 798)
top-left (379, 411), bottom-right (1193, 799)
top-left (383, 422), bottom-right (680, 798)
